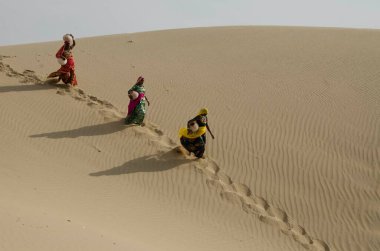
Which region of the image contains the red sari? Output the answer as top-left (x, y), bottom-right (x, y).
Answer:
top-left (48, 45), bottom-right (78, 86)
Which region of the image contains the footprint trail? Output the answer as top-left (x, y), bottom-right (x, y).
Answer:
top-left (0, 56), bottom-right (332, 251)
top-left (198, 157), bottom-right (331, 251)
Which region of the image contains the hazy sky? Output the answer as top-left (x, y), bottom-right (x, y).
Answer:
top-left (1, 0), bottom-right (379, 45)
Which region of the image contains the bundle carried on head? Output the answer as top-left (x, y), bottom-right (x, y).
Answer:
top-left (63, 34), bottom-right (74, 46)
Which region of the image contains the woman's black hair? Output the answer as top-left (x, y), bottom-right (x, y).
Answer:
top-left (71, 39), bottom-right (76, 49)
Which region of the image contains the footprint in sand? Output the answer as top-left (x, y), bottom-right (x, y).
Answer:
top-left (267, 206), bottom-right (288, 222)
top-left (288, 225), bottom-right (313, 247)
top-left (193, 157), bottom-right (331, 250)
top-left (0, 57), bottom-right (42, 83)
top-left (233, 183), bottom-right (252, 196)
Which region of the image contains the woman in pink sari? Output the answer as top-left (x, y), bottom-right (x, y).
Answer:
top-left (125, 89), bottom-right (146, 125)
top-left (48, 34), bottom-right (78, 86)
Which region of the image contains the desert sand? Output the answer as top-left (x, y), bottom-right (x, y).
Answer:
top-left (0, 26), bottom-right (379, 251)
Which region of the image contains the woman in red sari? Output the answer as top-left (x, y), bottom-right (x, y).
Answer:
top-left (48, 34), bottom-right (78, 86)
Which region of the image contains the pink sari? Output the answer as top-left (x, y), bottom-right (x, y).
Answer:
top-left (128, 92), bottom-right (145, 115)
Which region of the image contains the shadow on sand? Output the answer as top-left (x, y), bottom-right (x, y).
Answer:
top-left (89, 149), bottom-right (191, 176)
top-left (30, 120), bottom-right (131, 139)
top-left (0, 83), bottom-right (57, 93)
top-left (0, 79), bottom-right (70, 93)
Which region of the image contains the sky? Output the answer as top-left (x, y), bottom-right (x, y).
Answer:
top-left (0, 0), bottom-right (379, 46)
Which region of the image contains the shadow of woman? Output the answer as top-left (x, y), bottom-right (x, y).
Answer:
top-left (0, 79), bottom-right (72, 93)
top-left (89, 149), bottom-right (191, 176)
top-left (30, 119), bottom-right (132, 139)
top-left (0, 83), bottom-right (56, 93)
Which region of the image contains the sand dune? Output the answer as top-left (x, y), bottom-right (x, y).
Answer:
top-left (0, 26), bottom-right (379, 251)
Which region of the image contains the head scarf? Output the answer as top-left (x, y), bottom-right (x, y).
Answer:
top-left (63, 34), bottom-right (74, 46)
top-left (136, 76), bottom-right (144, 84)
top-left (198, 108), bottom-right (208, 116)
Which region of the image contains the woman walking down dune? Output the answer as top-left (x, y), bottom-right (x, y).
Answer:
top-left (192, 108), bottom-right (215, 143)
top-left (179, 119), bottom-right (207, 159)
top-left (125, 76), bottom-right (150, 125)
top-left (48, 34), bottom-right (78, 86)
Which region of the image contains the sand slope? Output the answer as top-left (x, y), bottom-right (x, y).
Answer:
top-left (0, 27), bottom-right (379, 251)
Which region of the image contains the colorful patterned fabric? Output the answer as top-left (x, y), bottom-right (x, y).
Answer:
top-left (125, 101), bottom-right (146, 125)
top-left (130, 84), bottom-right (145, 94)
top-left (128, 92), bottom-right (144, 115)
top-left (50, 45), bottom-right (78, 86)
top-left (125, 84), bottom-right (147, 125)
top-left (180, 136), bottom-right (205, 158)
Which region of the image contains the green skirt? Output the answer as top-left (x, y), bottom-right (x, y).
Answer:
top-left (125, 101), bottom-right (146, 125)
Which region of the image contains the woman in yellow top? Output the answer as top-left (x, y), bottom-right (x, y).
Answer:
top-left (179, 119), bottom-right (207, 158)
top-left (179, 108), bottom-right (214, 158)
top-left (191, 108), bottom-right (215, 144)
